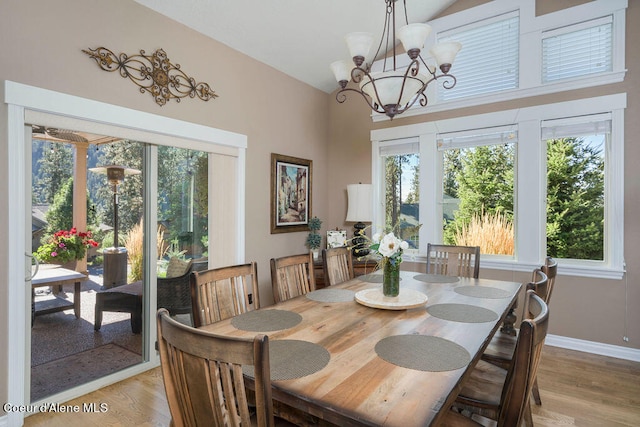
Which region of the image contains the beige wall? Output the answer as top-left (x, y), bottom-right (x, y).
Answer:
top-left (0, 0), bottom-right (330, 410)
top-left (0, 0), bottom-right (637, 416)
top-left (327, 0), bottom-right (640, 351)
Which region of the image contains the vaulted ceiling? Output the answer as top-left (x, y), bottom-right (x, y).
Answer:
top-left (133, 0), bottom-right (458, 93)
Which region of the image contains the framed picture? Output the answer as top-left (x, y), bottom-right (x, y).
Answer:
top-left (271, 153), bottom-right (312, 234)
top-left (327, 230), bottom-right (348, 248)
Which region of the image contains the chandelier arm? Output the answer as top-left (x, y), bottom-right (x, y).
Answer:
top-left (351, 66), bottom-right (369, 84)
top-left (435, 74), bottom-right (458, 90)
top-left (335, 87), bottom-right (386, 115)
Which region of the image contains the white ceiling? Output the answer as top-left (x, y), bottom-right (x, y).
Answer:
top-left (133, 0), bottom-right (457, 93)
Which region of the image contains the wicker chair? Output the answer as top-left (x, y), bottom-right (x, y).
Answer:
top-left (157, 264), bottom-right (194, 325)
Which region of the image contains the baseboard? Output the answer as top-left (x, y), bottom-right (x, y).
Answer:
top-left (545, 334), bottom-right (640, 362)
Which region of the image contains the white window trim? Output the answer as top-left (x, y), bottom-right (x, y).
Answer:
top-left (371, 93), bottom-right (626, 279)
top-left (4, 80), bottom-right (247, 425)
top-left (371, 0), bottom-right (627, 122)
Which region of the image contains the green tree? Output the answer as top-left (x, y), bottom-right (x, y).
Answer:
top-left (45, 177), bottom-right (98, 233)
top-left (546, 137), bottom-right (604, 260)
top-left (444, 144), bottom-right (514, 244)
top-left (405, 163), bottom-right (420, 204)
top-left (33, 141), bottom-right (73, 204)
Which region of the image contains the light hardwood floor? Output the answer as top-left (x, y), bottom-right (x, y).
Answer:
top-left (23, 346), bottom-right (640, 426)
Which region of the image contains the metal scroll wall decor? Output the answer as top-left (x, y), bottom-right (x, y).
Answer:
top-left (82, 47), bottom-right (218, 106)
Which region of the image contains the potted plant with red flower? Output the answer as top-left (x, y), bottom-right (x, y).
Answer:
top-left (34, 227), bottom-right (99, 265)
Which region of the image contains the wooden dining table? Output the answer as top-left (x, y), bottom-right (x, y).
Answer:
top-left (200, 270), bottom-right (521, 426)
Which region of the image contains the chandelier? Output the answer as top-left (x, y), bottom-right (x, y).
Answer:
top-left (330, 0), bottom-right (461, 119)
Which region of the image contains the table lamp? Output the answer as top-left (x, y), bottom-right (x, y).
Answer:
top-left (346, 184), bottom-right (372, 257)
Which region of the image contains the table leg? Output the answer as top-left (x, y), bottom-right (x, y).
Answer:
top-left (73, 281), bottom-right (81, 319)
top-left (500, 301), bottom-right (517, 336)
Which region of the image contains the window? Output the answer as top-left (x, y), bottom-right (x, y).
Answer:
top-left (542, 115), bottom-right (609, 261)
top-left (438, 13), bottom-right (519, 101)
top-left (380, 140), bottom-right (420, 250)
top-left (437, 128), bottom-right (516, 255)
top-left (372, 0), bottom-right (627, 122)
top-left (371, 93), bottom-right (625, 278)
top-left (542, 17), bottom-right (613, 83)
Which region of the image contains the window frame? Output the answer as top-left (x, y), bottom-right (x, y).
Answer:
top-left (371, 93), bottom-right (626, 279)
top-left (371, 0), bottom-right (627, 122)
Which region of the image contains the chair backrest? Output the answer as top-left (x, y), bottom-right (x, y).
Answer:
top-left (426, 243), bottom-right (481, 278)
top-left (157, 264), bottom-right (194, 321)
top-left (270, 252), bottom-right (316, 303)
top-left (498, 290), bottom-right (549, 427)
top-left (157, 308), bottom-right (274, 427)
top-left (190, 262), bottom-right (260, 328)
top-left (524, 268), bottom-right (548, 319)
top-left (542, 256), bottom-right (558, 304)
top-left (322, 247), bottom-right (354, 286)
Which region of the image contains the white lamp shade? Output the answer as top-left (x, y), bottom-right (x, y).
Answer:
top-left (346, 184), bottom-right (373, 222)
top-left (330, 60), bottom-right (351, 83)
top-left (345, 32), bottom-right (374, 61)
top-left (429, 41), bottom-right (462, 66)
top-left (397, 23), bottom-right (432, 52)
top-left (359, 70), bottom-right (429, 106)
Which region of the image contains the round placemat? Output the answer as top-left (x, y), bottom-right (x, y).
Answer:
top-left (375, 335), bottom-right (470, 372)
top-left (243, 340), bottom-right (330, 381)
top-left (454, 286), bottom-right (511, 299)
top-left (427, 303), bottom-right (498, 323)
top-left (306, 288), bottom-right (355, 303)
top-left (358, 273), bottom-right (383, 283)
top-left (413, 274), bottom-right (460, 283)
top-left (231, 309), bottom-right (302, 332)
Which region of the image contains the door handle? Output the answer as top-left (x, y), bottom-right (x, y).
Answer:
top-left (26, 252), bottom-right (39, 281)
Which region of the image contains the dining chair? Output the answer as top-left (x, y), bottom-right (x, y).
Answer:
top-left (482, 266), bottom-right (550, 406)
top-left (322, 247), bottom-right (354, 286)
top-left (190, 262), bottom-right (260, 328)
top-left (270, 252), bottom-right (316, 303)
top-left (440, 290), bottom-right (549, 427)
top-left (426, 243), bottom-right (481, 279)
top-left (156, 308), bottom-right (275, 427)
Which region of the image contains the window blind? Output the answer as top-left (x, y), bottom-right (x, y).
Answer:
top-left (541, 113), bottom-right (611, 139)
top-left (379, 138), bottom-right (420, 156)
top-left (437, 12), bottom-right (519, 101)
top-left (437, 125), bottom-right (518, 151)
top-left (542, 16), bottom-right (612, 83)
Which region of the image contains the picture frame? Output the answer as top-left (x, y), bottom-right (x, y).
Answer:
top-left (271, 153), bottom-right (312, 234)
top-left (327, 230), bottom-right (348, 248)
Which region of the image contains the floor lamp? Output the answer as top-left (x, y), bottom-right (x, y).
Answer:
top-left (89, 165), bottom-right (141, 288)
top-left (346, 184), bottom-right (372, 258)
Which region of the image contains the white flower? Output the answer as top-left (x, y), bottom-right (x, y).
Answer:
top-left (400, 240), bottom-right (409, 250)
top-left (372, 233), bottom-right (381, 243)
top-left (378, 233), bottom-right (402, 257)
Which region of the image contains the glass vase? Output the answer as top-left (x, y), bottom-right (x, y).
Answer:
top-left (383, 261), bottom-right (400, 297)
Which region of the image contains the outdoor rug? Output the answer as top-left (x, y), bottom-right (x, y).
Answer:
top-left (31, 343), bottom-right (141, 401)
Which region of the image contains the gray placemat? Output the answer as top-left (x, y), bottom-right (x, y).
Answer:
top-left (243, 340), bottom-right (330, 381)
top-left (359, 273), bottom-right (403, 283)
top-left (231, 309), bottom-right (302, 332)
top-left (427, 303), bottom-right (498, 323)
top-left (375, 335), bottom-right (470, 372)
top-left (306, 288), bottom-right (355, 303)
top-left (358, 273), bottom-right (384, 283)
top-left (413, 274), bottom-right (460, 283)
top-left (454, 286), bottom-right (511, 299)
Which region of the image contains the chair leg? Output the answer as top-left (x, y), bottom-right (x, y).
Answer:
top-left (532, 377), bottom-right (542, 405)
top-left (523, 401), bottom-right (534, 427)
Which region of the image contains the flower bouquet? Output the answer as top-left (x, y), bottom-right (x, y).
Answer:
top-left (34, 227), bottom-right (99, 264)
top-left (369, 232), bottom-right (409, 297)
